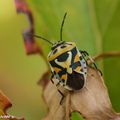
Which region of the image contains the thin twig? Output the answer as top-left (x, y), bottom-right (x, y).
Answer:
top-left (93, 51), bottom-right (120, 61)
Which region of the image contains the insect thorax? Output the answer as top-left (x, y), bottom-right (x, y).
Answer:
top-left (48, 42), bottom-right (85, 74)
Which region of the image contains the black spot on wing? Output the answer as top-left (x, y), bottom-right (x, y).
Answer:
top-left (58, 68), bottom-right (67, 77)
top-left (80, 56), bottom-right (83, 60)
top-left (50, 60), bottom-right (63, 70)
top-left (51, 41), bottom-right (65, 50)
top-left (70, 61), bottom-right (81, 69)
top-left (71, 47), bottom-right (77, 64)
top-left (67, 71), bottom-right (85, 90)
top-left (57, 52), bottom-right (69, 62)
top-left (61, 45), bottom-right (66, 48)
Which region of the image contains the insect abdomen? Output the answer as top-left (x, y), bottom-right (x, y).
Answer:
top-left (67, 71), bottom-right (85, 90)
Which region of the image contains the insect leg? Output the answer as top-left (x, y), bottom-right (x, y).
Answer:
top-left (56, 81), bottom-right (61, 86)
top-left (80, 50), bottom-right (89, 66)
top-left (58, 89), bottom-right (65, 105)
top-left (50, 72), bottom-right (54, 84)
top-left (80, 50), bottom-right (96, 67)
top-left (50, 72), bottom-right (62, 86)
top-left (80, 50), bottom-right (102, 76)
top-left (50, 72), bottom-right (65, 104)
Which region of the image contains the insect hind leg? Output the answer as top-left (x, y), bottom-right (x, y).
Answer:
top-left (58, 89), bottom-right (65, 105)
top-left (80, 50), bottom-right (102, 76)
top-left (50, 72), bottom-right (55, 84)
top-left (50, 72), bottom-right (65, 105)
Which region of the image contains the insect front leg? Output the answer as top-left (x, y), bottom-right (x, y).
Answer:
top-left (80, 50), bottom-right (102, 75)
top-left (50, 73), bottom-right (65, 105)
top-left (58, 89), bottom-right (65, 105)
top-left (50, 71), bottom-right (55, 84)
top-left (51, 72), bottom-right (62, 86)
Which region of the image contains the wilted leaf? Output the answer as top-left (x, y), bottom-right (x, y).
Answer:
top-left (41, 67), bottom-right (120, 120)
top-left (15, 0), bottom-right (43, 55)
top-left (0, 90), bottom-right (24, 120)
top-left (38, 70), bottom-right (50, 89)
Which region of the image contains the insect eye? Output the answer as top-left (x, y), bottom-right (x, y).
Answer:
top-left (61, 45), bottom-right (66, 49)
top-left (53, 49), bottom-right (57, 54)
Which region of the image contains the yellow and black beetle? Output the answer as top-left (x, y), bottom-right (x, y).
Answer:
top-left (48, 41), bottom-right (87, 91)
top-left (31, 13), bottom-right (101, 104)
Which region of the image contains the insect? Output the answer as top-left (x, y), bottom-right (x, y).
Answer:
top-left (31, 13), bottom-right (101, 104)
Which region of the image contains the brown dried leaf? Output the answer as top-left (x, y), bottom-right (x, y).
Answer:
top-left (38, 70), bottom-right (50, 90)
top-left (0, 90), bottom-right (24, 120)
top-left (15, 0), bottom-right (43, 55)
top-left (41, 67), bottom-right (120, 120)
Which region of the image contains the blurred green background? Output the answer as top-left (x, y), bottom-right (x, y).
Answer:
top-left (0, 0), bottom-right (120, 120)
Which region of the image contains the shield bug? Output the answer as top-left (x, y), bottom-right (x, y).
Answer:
top-left (30, 13), bottom-right (101, 104)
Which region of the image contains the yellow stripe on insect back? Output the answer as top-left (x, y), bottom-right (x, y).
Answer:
top-left (61, 74), bottom-right (67, 81)
top-left (47, 42), bottom-right (76, 62)
top-left (53, 67), bottom-right (61, 73)
top-left (75, 66), bottom-right (81, 72)
top-left (74, 54), bottom-right (80, 63)
top-left (54, 51), bottom-right (73, 74)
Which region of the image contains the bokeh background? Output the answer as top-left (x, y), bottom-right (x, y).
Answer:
top-left (0, 0), bottom-right (120, 120)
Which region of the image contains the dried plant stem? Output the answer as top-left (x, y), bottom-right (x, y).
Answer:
top-left (93, 51), bottom-right (120, 61)
top-left (42, 67), bottom-right (120, 120)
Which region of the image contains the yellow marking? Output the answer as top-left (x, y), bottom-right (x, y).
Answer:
top-left (53, 67), bottom-right (61, 73)
top-left (55, 52), bottom-right (72, 68)
top-left (67, 67), bottom-right (72, 74)
top-left (74, 54), bottom-right (80, 63)
top-left (75, 66), bottom-right (81, 72)
top-left (61, 74), bottom-right (67, 81)
top-left (47, 42), bottom-right (76, 61)
top-left (54, 52), bottom-right (72, 74)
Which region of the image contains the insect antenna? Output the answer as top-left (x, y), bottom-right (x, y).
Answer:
top-left (28, 33), bottom-right (53, 45)
top-left (60, 12), bottom-right (67, 41)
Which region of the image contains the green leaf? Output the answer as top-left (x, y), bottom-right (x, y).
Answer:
top-left (28, 0), bottom-right (101, 55)
top-left (72, 112), bottom-right (84, 120)
top-left (93, 0), bottom-right (120, 111)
